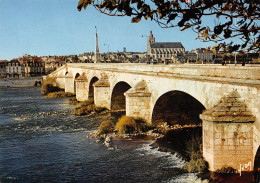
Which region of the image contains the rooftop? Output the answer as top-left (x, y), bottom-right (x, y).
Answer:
top-left (151, 42), bottom-right (184, 49)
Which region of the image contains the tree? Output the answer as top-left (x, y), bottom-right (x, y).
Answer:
top-left (77, 0), bottom-right (259, 53)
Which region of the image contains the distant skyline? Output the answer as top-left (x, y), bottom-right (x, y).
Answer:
top-left (0, 0), bottom-right (219, 60)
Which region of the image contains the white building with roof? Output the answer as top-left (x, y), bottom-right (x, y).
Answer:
top-left (194, 48), bottom-right (213, 62)
top-left (6, 60), bottom-right (25, 78)
top-left (147, 31), bottom-right (185, 63)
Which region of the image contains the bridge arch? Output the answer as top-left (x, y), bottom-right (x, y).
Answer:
top-left (254, 145), bottom-right (260, 181)
top-left (74, 73), bottom-right (80, 93)
top-left (89, 76), bottom-right (99, 102)
top-left (151, 90), bottom-right (205, 125)
top-left (111, 81), bottom-right (131, 110)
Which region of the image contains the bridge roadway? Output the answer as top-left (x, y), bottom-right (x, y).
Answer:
top-left (46, 63), bottom-right (260, 172)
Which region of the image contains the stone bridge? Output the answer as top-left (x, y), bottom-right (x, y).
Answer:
top-left (46, 63), bottom-right (260, 172)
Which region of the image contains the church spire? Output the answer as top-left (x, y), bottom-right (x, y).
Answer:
top-left (147, 31), bottom-right (155, 56)
top-left (95, 26), bottom-right (100, 63)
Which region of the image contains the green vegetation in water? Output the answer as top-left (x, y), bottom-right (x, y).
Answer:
top-left (96, 116), bottom-right (153, 136)
top-left (152, 127), bottom-right (209, 174)
top-left (98, 120), bottom-right (115, 135)
top-left (75, 103), bottom-right (107, 116)
top-left (97, 116), bottom-right (208, 174)
top-left (46, 91), bottom-right (75, 98)
top-left (41, 76), bottom-right (62, 95)
top-left (69, 97), bottom-right (80, 104)
top-left (115, 116), bottom-right (150, 135)
top-left (183, 136), bottom-right (208, 173)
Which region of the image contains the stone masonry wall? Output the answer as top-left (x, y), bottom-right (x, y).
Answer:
top-left (76, 80), bottom-right (88, 102)
top-left (94, 86), bottom-right (111, 110)
top-left (203, 120), bottom-right (254, 171)
top-left (65, 77), bottom-right (74, 94)
top-left (125, 95), bottom-right (152, 124)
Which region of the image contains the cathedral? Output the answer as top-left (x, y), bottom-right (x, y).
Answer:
top-left (147, 31), bottom-right (185, 63)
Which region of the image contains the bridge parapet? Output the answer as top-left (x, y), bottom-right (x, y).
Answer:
top-left (67, 63), bottom-right (260, 81)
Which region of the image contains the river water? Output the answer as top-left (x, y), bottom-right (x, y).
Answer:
top-left (0, 87), bottom-right (199, 183)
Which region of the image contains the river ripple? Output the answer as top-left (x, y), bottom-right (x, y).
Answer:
top-left (0, 87), bottom-right (198, 183)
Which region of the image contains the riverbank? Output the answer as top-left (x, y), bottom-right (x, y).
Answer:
top-left (86, 118), bottom-right (256, 183)
top-left (0, 77), bottom-right (42, 87)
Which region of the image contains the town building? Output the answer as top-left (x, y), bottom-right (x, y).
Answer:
top-left (25, 62), bottom-right (45, 77)
top-left (0, 60), bottom-right (8, 78)
top-left (185, 52), bottom-right (197, 63)
top-left (44, 56), bottom-right (65, 74)
top-left (194, 48), bottom-right (214, 63)
top-left (6, 59), bottom-right (25, 78)
top-left (147, 31), bottom-right (185, 63)
top-left (17, 54), bottom-right (45, 76)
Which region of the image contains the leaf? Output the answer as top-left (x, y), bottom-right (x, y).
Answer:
top-left (214, 25), bottom-right (223, 35)
top-left (77, 0), bottom-right (85, 11)
top-left (137, 1), bottom-right (144, 9)
top-left (145, 14), bottom-right (149, 20)
top-left (216, 13), bottom-right (221, 18)
top-left (198, 27), bottom-right (206, 32)
top-left (211, 34), bottom-right (217, 39)
top-left (201, 29), bottom-right (208, 40)
top-left (84, 0), bottom-right (93, 9)
top-left (180, 23), bottom-right (191, 31)
top-left (224, 29), bottom-right (232, 38)
top-left (131, 16), bottom-right (142, 23)
top-left (178, 19), bottom-right (185, 27)
top-left (78, 0), bottom-right (93, 10)
top-left (167, 13), bottom-right (177, 24)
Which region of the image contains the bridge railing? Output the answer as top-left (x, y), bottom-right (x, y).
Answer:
top-left (67, 63), bottom-right (260, 81)
top-left (47, 65), bottom-right (66, 78)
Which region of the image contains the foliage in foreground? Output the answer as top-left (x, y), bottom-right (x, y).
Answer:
top-left (78, 0), bottom-right (259, 53)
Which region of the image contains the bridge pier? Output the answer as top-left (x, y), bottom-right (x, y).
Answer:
top-left (93, 78), bottom-right (111, 109)
top-left (75, 74), bottom-right (88, 102)
top-left (65, 72), bottom-right (75, 94)
top-left (200, 91), bottom-right (255, 172)
top-left (124, 81), bottom-right (152, 124)
top-left (56, 72), bottom-right (65, 89)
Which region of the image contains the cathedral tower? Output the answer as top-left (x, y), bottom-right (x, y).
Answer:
top-left (147, 31), bottom-right (155, 56)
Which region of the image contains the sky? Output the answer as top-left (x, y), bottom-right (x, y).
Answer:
top-left (0, 0), bottom-right (218, 60)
